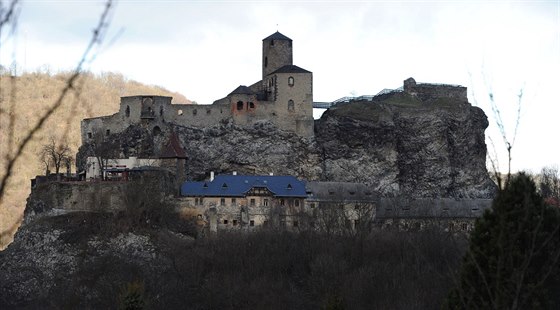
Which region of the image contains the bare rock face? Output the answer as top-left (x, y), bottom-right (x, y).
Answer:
top-left (77, 91), bottom-right (495, 198)
top-left (315, 92), bottom-right (496, 198)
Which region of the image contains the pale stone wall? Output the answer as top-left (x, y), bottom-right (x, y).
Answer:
top-left (262, 38), bottom-right (292, 78)
top-left (85, 156), bottom-right (161, 179)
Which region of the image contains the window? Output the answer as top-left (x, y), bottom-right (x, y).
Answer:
top-left (237, 101), bottom-right (244, 110)
top-left (270, 39), bottom-right (274, 46)
top-left (220, 198), bottom-right (225, 206)
top-left (295, 200), bottom-right (300, 207)
top-left (223, 219), bottom-right (228, 225)
top-left (280, 199), bottom-right (285, 206)
top-left (287, 184), bottom-right (292, 190)
top-left (265, 57), bottom-right (268, 67)
top-left (125, 105), bottom-right (130, 117)
top-left (288, 100), bottom-right (294, 112)
top-left (206, 109), bottom-right (211, 114)
top-left (264, 220), bottom-right (269, 226)
top-left (232, 198), bottom-right (236, 206)
top-left (199, 198), bottom-right (203, 205)
top-left (250, 199), bottom-right (255, 206)
top-left (106, 129), bottom-right (110, 136)
top-left (222, 183), bottom-right (228, 189)
top-left (288, 76), bottom-right (294, 87)
top-left (160, 106), bottom-right (163, 116)
top-left (233, 220), bottom-right (238, 226)
top-left (153, 126), bottom-right (161, 136)
top-left (178, 109), bottom-right (183, 116)
top-left (193, 109), bottom-right (197, 115)
top-left (250, 220), bottom-right (255, 227)
top-left (462, 223), bottom-right (468, 230)
top-left (310, 203), bottom-right (315, 209)
top-left (264, 199), bottom-right (269, 206)
top-left (293, 221), bottom-right (299, 228)
top-left (248, 102), bottom-right (255, 109)
top-left (87, 132), bottom-right (92, 139)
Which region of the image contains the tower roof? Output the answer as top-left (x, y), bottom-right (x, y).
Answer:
top-left (160, 131), bottom-right (187, 159)
top-left (263, 31), bottom-right (292, 41)
top-left (270, 64), bottom-right (311, 74)
top-left (229, 85), bottom-right (254, 95)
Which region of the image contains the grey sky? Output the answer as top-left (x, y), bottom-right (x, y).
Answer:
top-left (2, 0), bottom-right (559, 173)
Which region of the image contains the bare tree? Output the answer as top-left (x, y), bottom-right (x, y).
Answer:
top-left (38, 138), bottom-right (72, 180)
top-left (0, 0), bottom-right (114, 204)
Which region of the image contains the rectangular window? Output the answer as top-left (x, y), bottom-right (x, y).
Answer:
top-left (223, 219), bottom-right (228, 225)
top-left (293, 221), bottom-right (299, 228)
top-left (280, 199), bottom-right (285, 206)
top-left (233, 220), bottom-right (238, 226)
top-left (199, 198), bottom-right (203, 205)
top-left (295, 200), bottom-right (300, 207)
top-left (264, 199), bottom-right (269, 206)
top-left (250, 198), bottom-right (255, 206)
top-left (220, 198), bottom-right (225, 206)
top-left (310, 203), bottom-right (316, 209)
top-left (250, 220), bottom-right (255, 227)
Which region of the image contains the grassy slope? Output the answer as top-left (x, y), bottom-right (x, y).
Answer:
top-left (0, 71), bottom-right (191, 249)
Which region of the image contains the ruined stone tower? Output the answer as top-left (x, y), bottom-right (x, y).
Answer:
top-left (262, 31), bottom-right (293, 79)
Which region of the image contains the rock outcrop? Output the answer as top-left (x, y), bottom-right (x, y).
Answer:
top-left (77, 91), bottom-right (496, 198)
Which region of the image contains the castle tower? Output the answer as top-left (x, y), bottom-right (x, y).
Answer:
top-left (262, 31), bottom-right (293, 79)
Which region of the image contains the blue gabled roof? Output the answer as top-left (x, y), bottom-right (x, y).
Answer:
top-left (181, 175), bottom-right (307, 198)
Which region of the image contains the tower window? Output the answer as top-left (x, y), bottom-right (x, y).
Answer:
top-left (193, 109), bottom-right (197, 115)
top-left (237, 101), bottom-right (244, 110)
top-left (125, 105), bottom-right (130, 117)
top-left (106, 129), bottom-right (110, 136)
top-left (249, 102), bottom-right (255, 109)
top-left (288, 76), bottom-right (294, 87)
top-left (288, 100), bottom-right (294, 111)
top-left (270, 40), bottom-right (274, 46)
top-left (264, 57), bottom-right (268, 67)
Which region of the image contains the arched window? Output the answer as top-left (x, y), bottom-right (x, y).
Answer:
top-left (125, 105), bottom-right (130, 117)
top-left (249, 102), bottom-right (255, 109)
top-left (288, 76), bottom-right (294, 87)
top-left (153, 126), bottom-right (161, 136)
top-left (178, 109), bottom-right (183, 116)
top-left (288, 99), bottom-right (295, 111)
top-left (237, 101), bottom-right (244, 111)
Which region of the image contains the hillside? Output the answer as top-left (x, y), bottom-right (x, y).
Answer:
top-left (0, 71), bottom-right (191, 249)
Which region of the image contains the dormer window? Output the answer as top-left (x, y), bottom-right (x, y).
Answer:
top-left (203, 183), bottom-right (208, 188)
top-left (287, 184), bottom-right (292, 190)
top-left (222, 183), bottom-right (228, 189)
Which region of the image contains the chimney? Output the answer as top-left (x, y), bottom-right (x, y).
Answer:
top-left (210, 171), bottom-right (214, 182)
top-left (233, 171), bottom-right (237, 176)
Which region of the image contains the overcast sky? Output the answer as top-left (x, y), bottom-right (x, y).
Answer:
top-left (1, 0), bottom-right (558, 173)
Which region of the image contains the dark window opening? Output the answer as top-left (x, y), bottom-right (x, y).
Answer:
top-left (233, 220), bottom-right (238, 226)
top-left (310, 203), bottom-right (315, 209)
top-left (270, 39), bottom-right (274, 46)
top-left (125, 105), bottom-right (130, 117)
top-left (222, 183), bottom-right (228, 188)
top-left (223, 219), bottom-right (228, 225)
top-left (220, 198), bottom-right (225, 206)
top-left (232, 198), bottom-right (236, 205)
top-left (250, 220), bottom-right (255, 227)
top-left (153, 126), bottom-right (161, 136)
top-left (288, 76), bottom-right (294, 87)
top-left (293, 221), bottom-right (299, 227)
top-left (264, 199), bottom-right (269, 206)
top-left (250, 199), bottom-right (256, 206)
top-left (287, 184), bottom-right (292, 190)
top-left (248, 102), bottom-right (255, 109)
top-left (295, 200), bottom-right (300, 207)
top-left (462, 223), bottom-right (468, 230)
top-left (264, 57), bottom-right (268, 67)
top-left (87, 132), bottom-right (92, 139)
top-left (160, 106), bottom-right (163, 116)
top-left (193, 109), bottom-right (197, 115)
top-left (288, 100), bottom-right (294, 111)
top-left (280, 199), bottom-right (285, 206)
top-left (237, 101), bottom-right (244, 110)
top-left (203, 183), bottom-right (208, 188)
top-left (106, 129), bottom-right (110, 136)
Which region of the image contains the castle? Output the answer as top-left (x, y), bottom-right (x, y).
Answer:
top-left (81, 31), bottom-right (315, 144)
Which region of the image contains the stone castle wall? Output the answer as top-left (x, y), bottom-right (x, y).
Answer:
top-left (403, 77), bottom-right (467, 102)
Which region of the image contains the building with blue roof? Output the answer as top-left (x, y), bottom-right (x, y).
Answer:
top-left (181, 174), bottom-right (307, 230)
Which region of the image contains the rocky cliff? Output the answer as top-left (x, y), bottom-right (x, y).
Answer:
top-left (77, 91), bottom-right (496, 198)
